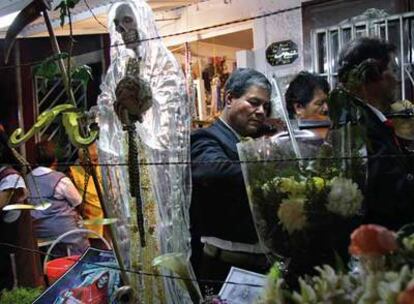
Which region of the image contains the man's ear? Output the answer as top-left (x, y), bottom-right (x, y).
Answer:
top-left (225, 92), bottom-right (233, 107)
top-left (293, 103), bottom-right (304, 117)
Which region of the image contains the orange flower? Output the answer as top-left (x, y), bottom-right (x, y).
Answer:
top-left (398, 284), bottom-right (414, 304)
top-left (349, 224), bottom-right (398, 256)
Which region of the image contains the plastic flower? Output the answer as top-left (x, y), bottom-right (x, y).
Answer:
top-left (349, 224), bottom-right (398, 257)
top-left (278, 177), bottom-right (306, 197)
top-left (277, 197), bottom-right (307, 234)
top-left (326, 177), bottom-right (363, 217)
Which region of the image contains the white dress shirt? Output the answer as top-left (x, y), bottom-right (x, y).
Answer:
top-left (366, 103), bottom-right (387, 122)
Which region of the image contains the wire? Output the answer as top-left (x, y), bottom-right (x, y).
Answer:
top-left (0, 152), bottom-right (413, 168)
top-left (0, 242), bottom-right (266, 288)
top-left (82, 0), bottom-right (107, 31)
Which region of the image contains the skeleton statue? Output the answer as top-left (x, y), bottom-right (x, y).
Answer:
top-left (95, 0), bottom-right (197, 303)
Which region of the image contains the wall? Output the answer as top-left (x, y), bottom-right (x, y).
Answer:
top-left (158, 0), bottom-right (305, 79)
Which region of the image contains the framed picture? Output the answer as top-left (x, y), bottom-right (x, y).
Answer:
top-left (218, 267), bottom-right (265, 304)
top-left (34, 248), bottom-right (121, 304)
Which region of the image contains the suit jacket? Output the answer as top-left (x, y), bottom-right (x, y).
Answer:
top-left (190, 119), bottom-right (258, 244)
top-left (358, 102), bottom-right (414, 230)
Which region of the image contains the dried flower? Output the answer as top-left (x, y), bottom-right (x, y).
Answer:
top-left (277, 197), bottom-right (307, 234)
top-left (349, 224), bottom-right (398, 257)
top-left (327, 177), bottom-right (363, 217)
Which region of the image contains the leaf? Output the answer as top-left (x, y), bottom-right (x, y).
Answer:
top-left (55, 2), bottom-right (68, 27)
top-left (67, 0), bottom-right (81, 9)
top-left (152, 253), bottom-right (202, 304)
top-left (55, 0), bottom-right (81, 27)
top-left (34, 53), bottom-right (69, 80)
top-left (71, 65), bottom-right (93, 88)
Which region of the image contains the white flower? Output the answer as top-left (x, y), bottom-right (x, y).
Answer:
top-left (277, 197), bottom-right (307, 234)
top-left (327, 177), bottom-right (363, 217)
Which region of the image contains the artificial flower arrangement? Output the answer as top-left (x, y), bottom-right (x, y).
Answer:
top-left (237, 127), bottom-right (366, 283)
top-left (257, 223), bottom-right (414, 304)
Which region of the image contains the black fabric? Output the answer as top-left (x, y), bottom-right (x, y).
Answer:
top-left (190, 119), bottom-right (259, 244)
top-left (357, 102), bottom-right (414, 230)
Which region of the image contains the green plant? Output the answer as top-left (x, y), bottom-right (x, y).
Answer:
top-left (0, 287), bottom-right (44, 304)
top-left (55, 0), bottom-right (81, 27)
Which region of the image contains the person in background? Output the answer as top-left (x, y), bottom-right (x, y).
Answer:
top-left (285, 71), bottom-right (330, 120)
top-left (190, 68), bottom-right (272, 294)
top-left (336, 37), bottom-right (414, 230)
top-left (69, 143), bottom-right (107, 247)
top-left (27, 140), bottom-right (89, 256)
top-left (0, 124), bottom-right (44, 290)
top-left (284, 71), bottom-right (330, 140)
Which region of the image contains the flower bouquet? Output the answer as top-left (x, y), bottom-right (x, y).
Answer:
top-left (237, 126), bottom-right (367, 284)
top-left (257, 224), bottom-right (414, 304)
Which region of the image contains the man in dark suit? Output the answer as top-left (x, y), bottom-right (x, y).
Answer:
top-left (190, 68), bottom-right (272, 293)
top-left (336, 37), bottom-right (414, 230)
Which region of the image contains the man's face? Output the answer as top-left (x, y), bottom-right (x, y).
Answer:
top-left (295, 88), bottom-right (328, 120)
top-left (226, 85), bottom-right (270, 137)
top-left (367, 55), bottom-right (399, 109)
top-left (379, 56), bottom-right (399, 105)
top-left (114, 4), bottom-right (139, 49)
top-left (97, 273), bottom-right (109, 289)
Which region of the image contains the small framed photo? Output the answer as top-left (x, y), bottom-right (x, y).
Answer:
top-left (218, 267), bottom-right (265, 303)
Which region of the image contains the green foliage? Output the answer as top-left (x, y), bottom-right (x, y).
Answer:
top-left (35, 53), bottom-right (68, 79)
top-left (71, 65), bottom-right (93, 88)
top-left (35, 55), bottom-right (92, 93)
top-left (55, 0), bottom-right (81, 27)
top-left (0, 287), bottom-right (44, 304)
top-left (35, 53), bottom-right (68, 93)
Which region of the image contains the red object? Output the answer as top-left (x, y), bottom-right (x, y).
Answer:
top-left (349, 224), bottom-right (398, 257)
top-left (57, 272), bottom-right (110, 303)
top-left (45, 255), bottom-right (80, 284)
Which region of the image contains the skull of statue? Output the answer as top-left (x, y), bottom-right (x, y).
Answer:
top-left (114, 4), bottom-right (139, 50)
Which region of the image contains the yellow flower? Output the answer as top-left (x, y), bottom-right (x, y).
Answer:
top-left (278, 177), bottom-right (306, 197)
top-left (277, 197), bottom-right (307, 234)
top-left (311, 177), bottom-right (325, 192)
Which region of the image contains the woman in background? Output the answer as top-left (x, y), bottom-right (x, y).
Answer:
top-left (27, 140), bottom-right (89, 256)
top-left (0, 124), bottom-right (44, 291)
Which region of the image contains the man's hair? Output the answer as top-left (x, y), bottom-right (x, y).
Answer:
top-left (34, 140), bottom-right (57, 167)
top-left (285, 71), bottom-right (330, 119)
top-left (337, 37), bottom-right (396, 85)
top-left (224, 68), bottom-right (272, 99)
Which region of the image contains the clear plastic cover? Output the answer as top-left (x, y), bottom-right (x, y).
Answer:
top-left (237, 127), bottom-right (367, 283)
top-left (95, 0), bottom-right (194, 302)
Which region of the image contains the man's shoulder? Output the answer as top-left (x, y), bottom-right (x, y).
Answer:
top-left (191, 123), bottom-right (219, 140)
top-left (191, 120), bottom-right (233, 143)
